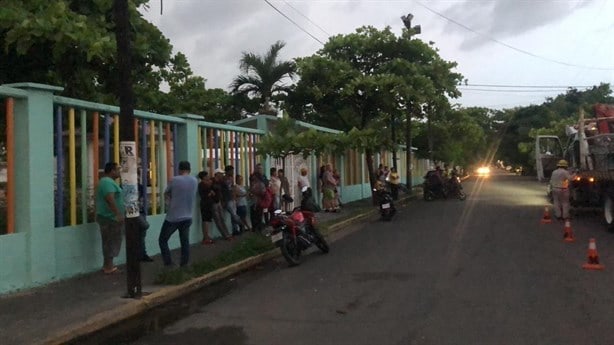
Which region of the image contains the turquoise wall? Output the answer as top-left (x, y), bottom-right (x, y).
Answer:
top-left (0, 83), bottom-right (426, 294)
top-left (0, 233), bottom-right (27, 291)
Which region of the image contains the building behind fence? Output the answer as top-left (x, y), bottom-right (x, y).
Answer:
top-left (0, 83), bottom-right (430, 294)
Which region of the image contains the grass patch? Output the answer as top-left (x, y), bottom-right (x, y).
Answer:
top-left (154, 199), bottom-right (390, 285)
top-left (154, 234), bottom-right (276, 285)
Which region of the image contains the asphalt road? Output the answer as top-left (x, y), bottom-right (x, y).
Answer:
top-left (131, 172), bottom-right (614, 345)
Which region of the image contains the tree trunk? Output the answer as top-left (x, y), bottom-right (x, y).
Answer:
top-left (365, 148), bottom-right (377, 205)
top-left (427, 112), bottom-right (434, 162)
top-left (405, 110), bottom-right (413, 195)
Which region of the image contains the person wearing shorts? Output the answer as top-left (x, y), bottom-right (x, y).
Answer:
top-left (95, 162), bottom-right (124, 274)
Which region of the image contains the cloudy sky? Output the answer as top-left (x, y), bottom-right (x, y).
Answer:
top-left (141, 0), bottom-right (614, 110)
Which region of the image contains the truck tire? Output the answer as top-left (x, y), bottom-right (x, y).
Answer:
top-left (604, 196), bottom-right (614, 231)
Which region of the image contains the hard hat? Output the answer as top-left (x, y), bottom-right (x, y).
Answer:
top-left (557, 159), bottom-right (568, 167)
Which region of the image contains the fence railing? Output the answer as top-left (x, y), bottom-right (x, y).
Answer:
top-left (0, 82), bottom-right (430, 294)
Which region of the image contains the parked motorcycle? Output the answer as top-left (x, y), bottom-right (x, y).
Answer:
top-left (373, 184), bottom-right (396, 221)
top-left (269, 208), bottom-right (329, 266)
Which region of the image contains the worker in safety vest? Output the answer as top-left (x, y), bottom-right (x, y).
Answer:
top-left (549, 159), bottom-right (572, 220)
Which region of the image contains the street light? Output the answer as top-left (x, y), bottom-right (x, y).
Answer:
top-left (401, 14), bottom-right (421, 35)
top-left (400, 13), bottom-right (420, 194)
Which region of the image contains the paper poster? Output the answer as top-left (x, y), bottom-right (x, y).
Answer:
top-left (120, 141), bottom-right (140, 218)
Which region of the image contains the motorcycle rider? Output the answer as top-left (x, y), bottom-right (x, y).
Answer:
top-left (445, 168), bottom-right (461, 195)
top-left (549, 159), bottom-right (572, 220)
top-left (425, 166), bottom-right (445, 198)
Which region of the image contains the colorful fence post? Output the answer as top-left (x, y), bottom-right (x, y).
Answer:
top-left (55, 106), bottom-right (64, 227)
top-left (5, 98), bottom-right (14, 234)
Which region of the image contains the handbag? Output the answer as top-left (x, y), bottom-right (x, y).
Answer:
top-left (282, 194), bottom-right (293, 203)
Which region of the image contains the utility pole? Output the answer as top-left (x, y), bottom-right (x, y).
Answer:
top-left (113, 0), bottom-right (141, 298)
top-left (401, 13), bottom-right (421, 194)
top-left (391, 115), bottom-right (397, 170)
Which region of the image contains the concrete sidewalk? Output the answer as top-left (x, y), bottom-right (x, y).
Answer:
top-left (0, 196), bottom-right (406, 345)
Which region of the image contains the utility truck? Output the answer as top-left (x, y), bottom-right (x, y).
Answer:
top-left (536, 104), bottom-right (614, 229)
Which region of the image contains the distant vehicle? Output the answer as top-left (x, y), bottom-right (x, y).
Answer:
top-left (475, 166), bottom-right (491, 177)
top-left (535, 103), bottom-right (614, 229)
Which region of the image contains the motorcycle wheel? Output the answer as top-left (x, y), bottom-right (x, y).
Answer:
top-left (604, 196), bottom-right (614, 231)
top-left (381, 209), bottom-right (394, 221)
top-left (310, 226), bottom-right (330, 253)
top-left (457, 191), bottom-right (467, 201)
top-left (280, 235), bottom-right (301, 266)
top-left (424, 191), bottom-right (435, 201)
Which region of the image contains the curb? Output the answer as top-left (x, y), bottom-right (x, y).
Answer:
top-left (42, 199), bottom-right (405, 345)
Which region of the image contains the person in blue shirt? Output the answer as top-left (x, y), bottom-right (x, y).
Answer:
top-left (158, 161), bottom-right (198, 267)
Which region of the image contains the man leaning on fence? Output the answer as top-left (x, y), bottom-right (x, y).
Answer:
top-left (158, 161), bottom-right (198, 267)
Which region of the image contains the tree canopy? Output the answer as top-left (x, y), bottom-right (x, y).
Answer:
top-left (0, 0), bottom-right (172, 102)
top-left (230, 41), bottom-right (296, 114)
top-left (288, 25), bottom-right (462, 186)
top-left (496, 83), bottom-right (614, 173)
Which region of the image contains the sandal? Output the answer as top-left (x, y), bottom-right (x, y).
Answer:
top-left (102, 267), bottom-right (120, 275)
top-left (202, 239), bottom-right (215, 245)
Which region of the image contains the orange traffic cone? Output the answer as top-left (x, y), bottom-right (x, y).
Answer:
top-left (582, 238), bottom-right (605, 270)
top-left (540, 206), bottom-right (552, 224)
top-left (563, 219), bottom-right (575, 243)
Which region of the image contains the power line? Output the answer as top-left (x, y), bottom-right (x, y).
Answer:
top-left (416, 1), bottom-right (614, 71)
top-left (283, 0), bottom-right (331, 37)
top-left (459, 88), bottom-right (584, 93)
top-left (465, 83), bottom-right (596, 89)
top-left (263, 0), bottom-right (325, 45)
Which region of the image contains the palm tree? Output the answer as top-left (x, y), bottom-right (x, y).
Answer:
top-left (230, 41), bottom-right (296, 114)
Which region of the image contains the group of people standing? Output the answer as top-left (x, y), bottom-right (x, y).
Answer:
top-left (197, 165), bottom-right (251, 245)
top-left (94, 160), bottom-right (333, 271)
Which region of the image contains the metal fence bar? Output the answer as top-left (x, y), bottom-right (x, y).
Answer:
top-left (149, 120), bottom-right (157, 214)
top-left (113, 114), bottom-right (120, 165)
top-left (55, 106), bottom-right (64, 227)
top-left (68, 108), bottom-right (76, 226)
top-left (103, 114), bottom-right (110, 165)
top-left (140, 120), bottom-right (148, 216)
top-left (5, 98), bottom-right (15, 234)
top-left (80, 109), bottom-right (88, 224)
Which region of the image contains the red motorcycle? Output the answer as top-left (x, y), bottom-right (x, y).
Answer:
top-left (269, 208), bottom-right (329, 266)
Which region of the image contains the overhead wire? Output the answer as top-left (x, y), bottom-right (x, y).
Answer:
top-left (263, 0), bottom-right (326, 45)
top-left (458, 88), bottom-right (586, 93)
top-left (282, 0), bottom-right (331, 37)
top-left (465, 83), bottom-right (594, 89)
top-left (416, 1), bottom-right (614, 71)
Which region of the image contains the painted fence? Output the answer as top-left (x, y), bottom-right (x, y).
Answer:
top-left (0, 83), bottom-right (429, 294)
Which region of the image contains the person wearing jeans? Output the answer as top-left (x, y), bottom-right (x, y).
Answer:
top-left (223, 165), bottom-right (244, 235)
top-left (159, 219), bottom-right (192, 266)
top-left (158, 161), bottom-right (198, 267)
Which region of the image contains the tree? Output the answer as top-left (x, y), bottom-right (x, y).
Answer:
top-left (290, 26), bottom-right (462, 189)
top-left (230, 41), bottom-right (296, 114)
top-left (0, 0), bottom-right (173, 102)
top-left (496, 84), bottom-right (614, 172)
top-left (413, 106), bottom-right (494, 166)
